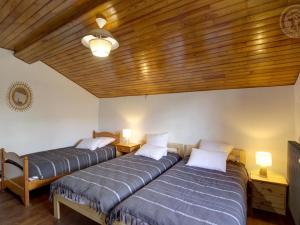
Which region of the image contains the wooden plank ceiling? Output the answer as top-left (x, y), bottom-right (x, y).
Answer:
top-left (0, 0), bottom-right (300, 98)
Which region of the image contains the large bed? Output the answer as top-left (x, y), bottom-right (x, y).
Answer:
top-left (51, 143), bottom-right (183, 224)
top-left (110, 147), bottom-right (248, 225)
top-left (1, 131), bottom-right (118, 206)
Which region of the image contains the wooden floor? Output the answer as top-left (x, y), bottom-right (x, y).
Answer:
top-left (0, 187), bottom-right (295, 225)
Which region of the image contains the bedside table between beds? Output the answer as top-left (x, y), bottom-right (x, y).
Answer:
top-left (115, 143), bottom-right (140, 157)
top-left (250, 170), bottom-right (288, 215)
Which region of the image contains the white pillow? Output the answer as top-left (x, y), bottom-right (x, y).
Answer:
top-left (97, 137), bottom-right (115, 148)
top-left (146, 133), bottom-right (168, 148)
top-left (76, 138), bottom-right (101, 150)
top-left (200, 140), bottom-right (233, 156)
top-left (186, 148), bottom-right (227, 172)
top-left (135, 144), bottom-right (167, 160)
top-left (76, 137), bottom-right (115, 150)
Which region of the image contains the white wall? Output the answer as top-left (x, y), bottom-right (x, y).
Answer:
top-left (0, 48), bottom-right (99, 155)
top-left (99, 86), bottom-right (295, 176)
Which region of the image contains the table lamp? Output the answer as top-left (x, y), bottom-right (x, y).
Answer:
top-left (122, 129), bottom-right (132, 144)
top-left (256, 151), bottom-right (272, 177)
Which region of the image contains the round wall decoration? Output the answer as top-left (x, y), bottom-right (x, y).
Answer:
top-left (7, 82), bottom-right (32, 111)
top-left (280, 5), bottom-right (300, 38)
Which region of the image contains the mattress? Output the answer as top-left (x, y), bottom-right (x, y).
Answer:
top-left (50, 152), bottom-right (180, 215)
top-left (27, 144), bottom-right (116, 179)
top-left (110, 159), bottom-right (248, 225)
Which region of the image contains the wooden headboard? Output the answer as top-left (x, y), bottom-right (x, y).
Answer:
top-left (184, 144), bottom-right (246, 165)
top-left (92, 131), bottom-right (120, 144)
top-left (167, 143), bottom-right (184, 157)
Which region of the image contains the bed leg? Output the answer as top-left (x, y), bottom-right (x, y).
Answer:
top-left (54, 194), bottom-right (61, 219)
top-left (23, 190), bottom-right (29, 207)
top-left (23, 156), bottom-right (30, 207)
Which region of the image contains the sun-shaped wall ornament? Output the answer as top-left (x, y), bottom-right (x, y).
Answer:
top-left (7, 82), bottom-right (33, 112)
top-left (280, 5), bottom-right (300, 38)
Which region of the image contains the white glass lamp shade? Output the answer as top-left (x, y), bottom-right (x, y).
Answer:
top-left (89, 38), bottom-right (112, 57)
top-left (256, 152), bottom-right (272, 167)
top-left (122, 129), bottom-right (132, 142)
top-left (123, 129), bottom-right (132, 139)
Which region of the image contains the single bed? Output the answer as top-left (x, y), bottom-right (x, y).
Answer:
top-left (51, 143), bottom-right (183, 224)
top-left (110, 147), bottom-right (248, 225)
top-left (1, 131), bottom-right (119, 206)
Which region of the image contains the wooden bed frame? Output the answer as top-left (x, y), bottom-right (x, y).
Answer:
top-left (53, 143), bottom-right (245, 225)
top-left (0, 131), bottom-right (120, 207)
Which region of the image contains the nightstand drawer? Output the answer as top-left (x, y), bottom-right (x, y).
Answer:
top-left (252, 193), bottom-right (285, 208)
top-left (117, 146), bottom-right (131, 153)
top-left (252, 181), bottom-right (286, 196)
top-left (117, 145), bottom-right (139, 152)
top-left (252, 201), bottom-right (286, 215)
top-left (115, 143), bottom-right (140, 157)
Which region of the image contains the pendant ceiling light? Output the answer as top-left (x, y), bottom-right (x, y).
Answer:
top-left (81, 18), bottom-right (119, 57)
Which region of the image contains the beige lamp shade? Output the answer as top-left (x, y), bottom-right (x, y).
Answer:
top-left (89, 38), bottom-right (112, 57)
top-left (123, 129), bottom-right (132, 140)
top-left (256, 152), bottom-right (272, 167)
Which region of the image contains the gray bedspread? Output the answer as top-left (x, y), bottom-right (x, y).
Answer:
top-left (110, 159), bottom-right (248, 225)
top-left (27, 145), bottom-right (116, 179)
top-left (50, 153), bottom-right (180, 216)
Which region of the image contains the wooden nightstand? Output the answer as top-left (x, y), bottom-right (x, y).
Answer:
top-left (250, 170), bottom-right (288, 215)
top-left (115, 143), bottom-right (140, 157)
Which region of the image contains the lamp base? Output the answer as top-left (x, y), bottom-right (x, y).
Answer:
top-left (123, 138), bottom-right (129, 144)
top-left (259, 167), bottom-right (268, 178)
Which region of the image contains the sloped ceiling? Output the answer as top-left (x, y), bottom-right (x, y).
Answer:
top-left (1, 0), bottom-right (300, 98)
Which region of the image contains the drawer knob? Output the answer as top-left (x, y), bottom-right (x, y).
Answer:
top-left (298, 158), bottom-right (300, 164)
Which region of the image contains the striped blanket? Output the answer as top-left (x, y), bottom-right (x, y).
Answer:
top-left (110, 159), bottom-right (248, 225)
top-left (50, 153), bottom-right (180, 215)
top-left (27, 145), bottom-right (115, 179)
